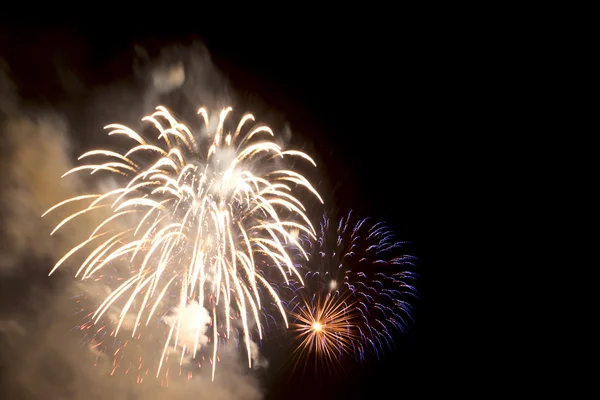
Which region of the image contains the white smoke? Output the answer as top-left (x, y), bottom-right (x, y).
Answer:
top-left (152, 62), bottom-right (186, 93)
top-left (249, 339), bottom-right (269, 369)
top-left (162, 301), bottom-right (212, 352)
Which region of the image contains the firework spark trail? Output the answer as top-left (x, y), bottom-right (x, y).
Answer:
top-left (42, 105), bottom-right (323, 381)
top-left (288, 211), bottom-right (418, 371)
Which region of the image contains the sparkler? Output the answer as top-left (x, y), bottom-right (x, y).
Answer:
top-left (288, 211), bottom-right (418, 371)
top-left (43, 106), bottom-right (323, 381)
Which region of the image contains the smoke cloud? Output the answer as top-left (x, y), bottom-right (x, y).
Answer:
top-left (0, 38), bottom-right (270, 399)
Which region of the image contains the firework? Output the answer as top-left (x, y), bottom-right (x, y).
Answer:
top-left (43, 106), bottom-right (323, 381)
top-left (288, 211), bottom-right (418, 371)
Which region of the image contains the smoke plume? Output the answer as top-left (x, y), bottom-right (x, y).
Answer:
top-left (0, 37), bottom-right (270, 399)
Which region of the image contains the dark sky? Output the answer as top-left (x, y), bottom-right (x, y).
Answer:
top-left (1, 15), bottom-right (465, 399)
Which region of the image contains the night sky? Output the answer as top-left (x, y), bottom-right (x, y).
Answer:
top-left (0, 15), bottom-right (463, 399)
